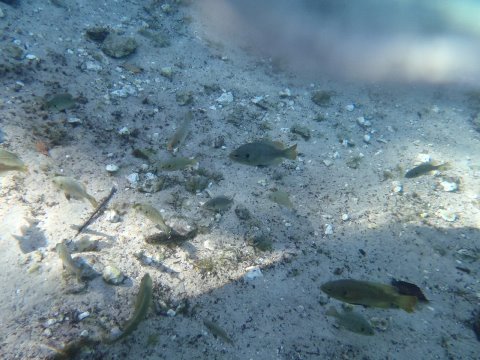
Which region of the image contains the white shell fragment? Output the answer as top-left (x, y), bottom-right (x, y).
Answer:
top-left (437, 209), bottom-right (457, 222)
top-left (216, 92), bottom-right (234, 104)
top-left (345, 104), bottom-right (355, 111)
top-left (324, 224), bottom-right (333, 235)
top-left (244, 266), bottom-right (263, 281)
top-left (77, 311), bottom-right (90, 321)
top-left (392, 181), bottom-right (403, 193)
top-left (440, 180), bottom-right (458, 192)
top-left (105, 164), bottom-right (119, 174)
top-left (126, 172), bottom-right (139, 186)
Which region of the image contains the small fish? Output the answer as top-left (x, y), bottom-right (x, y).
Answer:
top-left (0, 149), bottom-right (28, 174)
top-left (167, 111), bottom-right (193, 151)
top-left (268, 190), bottom-right (293, 209)
top-left (45, 93), bottom-right (76, 112)
top-left (203, 196), bottom-right (233, 212)
top-left (133, 203), bottom-right (171, 234)
top-left (203, 319), bottom-right (234, 344)
top-left (114, 273), bottom-right (153, 342)
top-left (158, 157), bottom-right (197, 171)
top-left (326, 306), bottom-right (374, 336)
top-left (321, 279), bottom-right (417, 313)
top-left (229, 140), bottom-right (297, 166)
top-left (56, 243), bottom-right (83, 279)
top-left (52, 176), bottom-right (98, 207)
top-left (405, 162), bottom-right (448, 178)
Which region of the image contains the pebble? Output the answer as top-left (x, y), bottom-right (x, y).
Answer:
top-left (126, 172), bottom-right (139, 186)
top-left (440, 180), bottom-right (457, 192)
top-left (105, 209), bottom-right (121, 223)
top-left (80, 330), bottom-right (89, 337)
top-left (0, 8), bottom-right (4, 18)
top-left (323, 159), bottom-right (333, 167)
top-left (43, 328), bottom-right (52, 337)
top-left (216, 92), bottom-right (234, 104)
top-left (363, 134), bottom-right (371, 143)
top-left (345, 104), bottom-right (355, 111)
top-left (341, 214), bottom-right (349, 221)
top-left (111, 85), bottom-right (136, 98)
top-left (279, 88), bottom-right (292, 98)
top-left (392, 181), bottom-right (403, 193)
top-left (67, 117), bottom-right (82, 125)
top-left (102, 264), bottom-right (125, 285)
top-left (166, 309), bottom-right (176, 317)
top-left (105, 164), bottom-right (119, 174)
top-left (244, 266), bottom-right (263, 281)
top-left (77, 311), bottom-right (90, 321)
top-left (118, 127), bottom-right (130, 136)
top-left (437, 209), bottom-right (457, 222)
top-left (324, 224), bottom-right (333, 235)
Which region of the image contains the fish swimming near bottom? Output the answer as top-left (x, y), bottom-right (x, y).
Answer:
top-left (133, 203), bottom-right (171, 235)
top-left (229, 140), bottom-right (297, 166)
top-left (113, 273), bottom-right (153, 342)
top-left (203, 196), bottom-right (233, 212)
top-left (53, 176), bottom-right (98, 207)
top-left (326, 306), bottom-right (374, 336)
top-left (321, 279), bottom-right (418, 313)
top-left (0, 149), bottom-right (28, 174)
top-left (405, 162), bottom-right (448, 178)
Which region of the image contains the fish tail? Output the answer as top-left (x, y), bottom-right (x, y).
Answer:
top-left (437, 162), bottom-right (450, 171)
top-left (87, 195), bottom-right (98, 208)
top-left (283, 144), bottom-right (297, 160)
top-left (325, 306), bottom-right (338, 317)
top-left (397, 295), bottom-right (417, 313)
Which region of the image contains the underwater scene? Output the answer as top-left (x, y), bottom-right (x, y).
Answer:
top-left (1, 0), bottom-right (480, 359)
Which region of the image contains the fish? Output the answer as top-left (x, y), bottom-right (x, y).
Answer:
top-left (229, 140), bottom-right (297, 166)
top-left (114, 273), bottom-right (153, 342)
top-left (268, 190), bottom-right (293, 209)
top-left (0, 149), bottom-right (28, 174)
top-left (325, 306), bottom-right (374, 336)
top-left (321, 279), bottom-right (417, 313)
top-left (405, 162), bottom-right (448, 178)
top-left (133, 203), bottom-right (171, 234)
top-left (158, 157), bottom-right (197, 171)
top-left (45, 93), bottom-right (76, 112)
top-left (203, 319), bottom-right (234, 344)
top-left (167, 111), bottom-right (192, 151)
top-left (56, 243), bottom-right (83, 279)
top-left (203, 196), bottom-right (233, 212)
top-left (52, 176), bottom-right (98, 207)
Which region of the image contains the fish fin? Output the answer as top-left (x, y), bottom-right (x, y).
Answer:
top-left (283, 144), bottom-right (297, 160)
top-left (65, 193), bottom-right (71, 201)
top-left (397, 295), bottom-right (417, 313)
top-left (437, 162), bottom-right (450, 171)
top-left (325, 306), bottom-right (338, 317)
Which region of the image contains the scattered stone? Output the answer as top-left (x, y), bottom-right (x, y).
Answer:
top-left (111, 85), bottom-right (136, 98)
top-left (213, 135), bottom-right (225, 148)
top-left (145, 217), bottom-right (198, 244)
top-left (311, 90), bottom-right (332, 107)
top-left (341, 214), bottom-right (349, 221)
top-left (126, 173), bottom-right (139, 187)
top-left (102, 264), bottom-right (125, 285)
top-left (138, 173), bottom-right (165, 193)
top-left (356, 116), bottom-right (371, 128)
top-left (244, 266), bottom-right (263, 281)
top-left (437, 209), bottom-right (457, 222)
top-left (67, 117), bottom-right (82, 125)
top-left (166, 309), bottom-right (176, 317)
top-left (105, 164), bottom-right (119, 174)
top-left (392, 181), bottom-right (403, 193)
top-left (324, 224), bottom-right (333, 235)
top-left (101, 34), bottom-right (138, 59)
top-left (160, 66), bottom-right (173, 80)
top-left (363, 134), bottom-right (371, 143)
top-left (345, 104), bottom-right (355, 111)
top-left (291, 124), bottom-right (311, 140)
top-left (118, 127), bottom-right (130, 136)
top-left (105, 209), bottom-right (122, 223)
top-left (77, 311), bottom-right (90, 321)
top-left (176, 91), bottom-right (194, 106)
top-left (439, 180), bottom-right (458, 192)
top-left (279, 88), bottom-right (292, 98)
top-left (216, 92), bottom-right (234, 104)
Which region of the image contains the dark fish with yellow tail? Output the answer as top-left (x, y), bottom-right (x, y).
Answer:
top-left (405, 162), bottom-right (449, 178)
top-left (0, 149), bottom-right (28, 174)
top-left (229, 140), bottom-right (297, 166)
top-left (321, 279), bottom-right (417, 313)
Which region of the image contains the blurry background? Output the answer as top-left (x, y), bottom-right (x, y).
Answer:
top-left (196, 0), bottom-right (480, 83)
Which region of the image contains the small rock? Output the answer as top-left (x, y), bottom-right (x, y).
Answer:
top-left (80, 330), bottom-right (89, 337)
top-left (324, 224), bottom-right (333, 235)
top-left (323, 159), bottom-right (333, 167)
top-left (440, 180), bottom-right (458, 192)
top-left (279, 88), bottom-right (292, 98)
top-left (67, 117), bottom-right (82, 125)
top-left (363, 134), bottom-right (371, 143)
top-left (105, 164), bottom-right (119, 174)
top-left (118, 127), bottom-right (130, 136)
top-left (345, 104), bottom-right (355, 111)
top-left (85, 26), bottom-right (110, 42)
top-left (102, 264), bottom-right (125, 285)
top-left (160, 66), bottom-right (173, 80)
top-left (77, 311), bottom-right (90, 321)
top-left (392, 181), bottom-right (403, 193)
top-left (438, 209), bottom-right (457, 222)
top-left (341, 214), bottom-right (349, 221)
top-left (111, 85), bottom-right (136, 98)
top-left (126, 173), bottom-right (139, 187)
top-left (311, 90), bottom-right (332, 107)
top-left (216, 92), bottom-right (234, 104)
top-left (176, 91), bottom-right (193, 106)
top-left (166, 309), bottom-right (176, 317)
top-left (43, 328), bottom-right (52, 337)
top-left (102, 34), bottom-right (138, 59)
top-left (244, 266), bottom-right (263, 281)
top-left (291, 124), bottom-right (311, 140)
top-left (105, 209), bottom-right (121, 223)
top-left (235, 204), bottom-right (251, 220)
